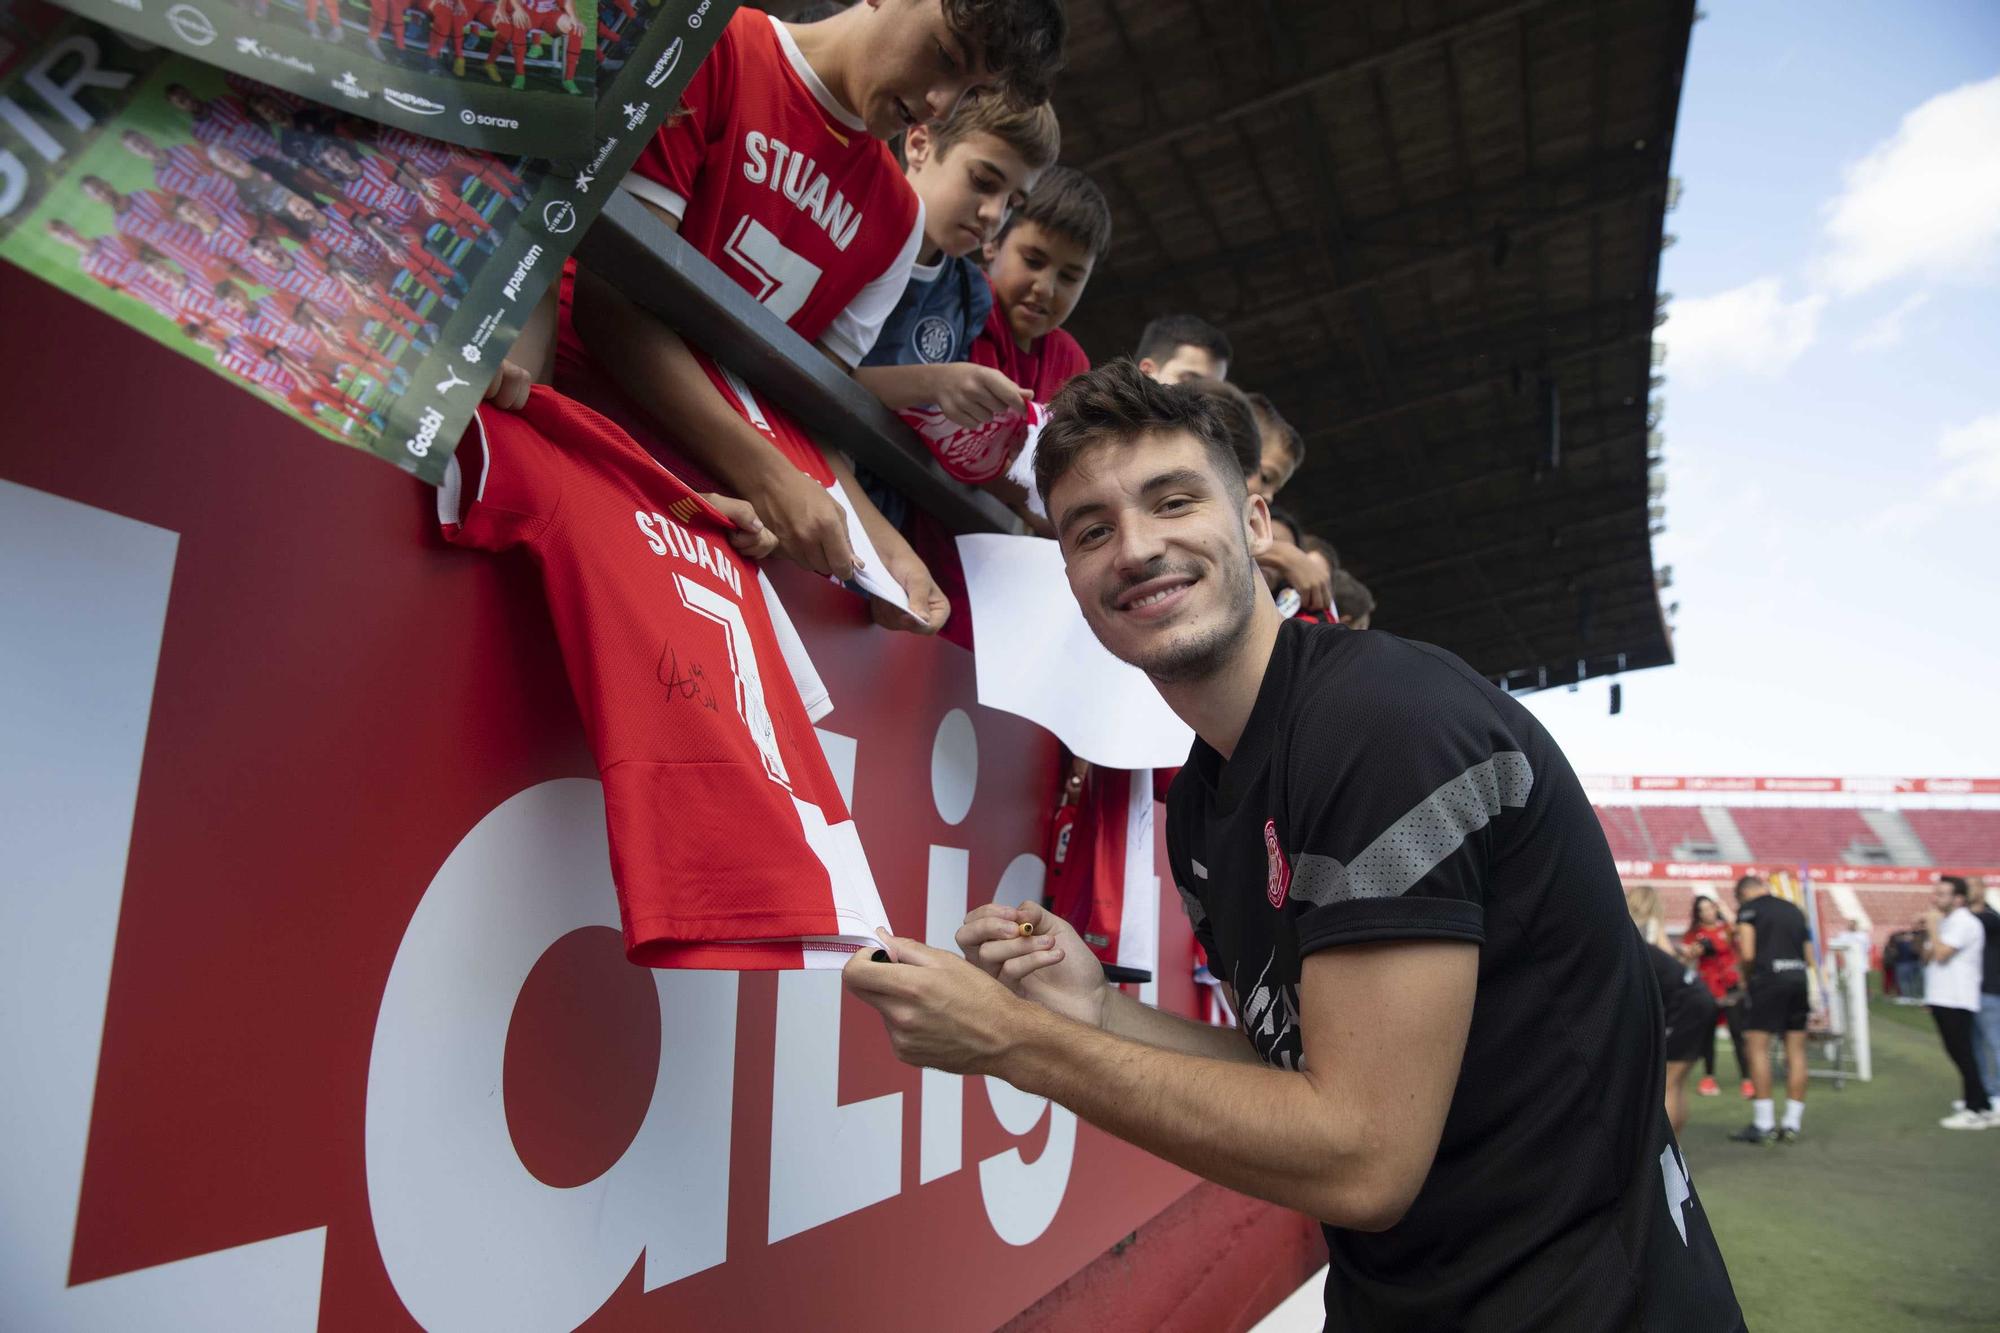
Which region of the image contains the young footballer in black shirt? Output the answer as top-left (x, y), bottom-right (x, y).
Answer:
top-left (1730, 874), bottom-right (1814, 1144)
top-left (845, 361), bottom-right (1740, 1331)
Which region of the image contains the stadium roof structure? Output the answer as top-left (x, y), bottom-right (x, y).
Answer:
top-left (1053, 0), bottom-right (1695, 686)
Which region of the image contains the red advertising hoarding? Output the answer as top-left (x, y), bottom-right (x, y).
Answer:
top-left (0, 267), bottom-right (1253, 1330)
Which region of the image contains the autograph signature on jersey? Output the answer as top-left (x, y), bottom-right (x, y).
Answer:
top-left (657, 641), bottom-right (718, 712)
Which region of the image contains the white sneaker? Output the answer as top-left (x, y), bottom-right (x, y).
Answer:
top-left (1940, 1109), bottom-right (1991, 1130)
top-left (1952, 1099), bottom-right (1966, 1112)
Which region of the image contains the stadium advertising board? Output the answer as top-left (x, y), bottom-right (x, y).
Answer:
top-left (43, 0), bottom-right (606, 155)
top-left (1585, 774), bottom-right (2000, 795)
top-left (1612, 861), bottom-right (2000, 884)
top-left (0, 4), bottom-right (728, 485)
top-left (0, 267), bottom-right (1207, 1331)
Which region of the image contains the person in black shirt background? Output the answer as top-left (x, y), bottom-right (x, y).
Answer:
top-left (1730, 874), bottom-right (1815, 1144)
top-left (1965, 876), bottom-right (2000, 1108)
top-left (844, 361), bottom-right (1741, 1332)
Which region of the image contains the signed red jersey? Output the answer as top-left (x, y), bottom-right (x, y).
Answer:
top-left (627, 7), bottom-right (922, 365)
top-left (438, 386), bottom-right (889, 969)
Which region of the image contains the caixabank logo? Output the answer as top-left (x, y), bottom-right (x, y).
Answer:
top-left (0, 390), bottom-right (1196, 1331)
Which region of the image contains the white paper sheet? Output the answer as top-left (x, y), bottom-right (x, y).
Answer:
top-left (826, 478), bottom-right (913, 616)
top-left (956, 533), bottom-right (1195, 770)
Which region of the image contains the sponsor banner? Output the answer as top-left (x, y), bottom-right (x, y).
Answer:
top-left (0, 278), bottom-right (1206, 1330)
top-left (1613, 860), bottom-right (2000, 885)
top-left (49, 0), bottom-right (603, 156)
top-left (1585, 774), bottom-right (2000, 796)
top-left (0, 3), bottom-right (729, 485)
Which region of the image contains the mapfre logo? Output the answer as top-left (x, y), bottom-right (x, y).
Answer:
top-left (1263, 819), bottom-right (1290, 909)
top-left (405, 405), bottom-right (445, 457)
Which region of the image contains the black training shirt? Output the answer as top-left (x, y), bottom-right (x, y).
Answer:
top-left (1974, 906), bottom-right (2000, 996)
top-left (1165, 621), bottom-right (1741, 1332)
top-left (1737, 893), bottom-right (1811, 981)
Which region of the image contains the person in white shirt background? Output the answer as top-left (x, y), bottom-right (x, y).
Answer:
top-left (1923, 876), bottom-right (1991, 1130)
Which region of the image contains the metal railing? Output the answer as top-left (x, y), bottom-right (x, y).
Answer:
top-left (573, 190), bottom-right (1023, 536)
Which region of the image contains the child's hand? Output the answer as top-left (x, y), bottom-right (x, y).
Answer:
top-left (702, 493), bottom-right (781, 561)
top-left (1256, 542), bottom-right (1332, 612)
top-left (928, 362), bottom-right (1029, 428)
top-left (747, 467), bottom-right (857, 580)
top-left (871, 543), bottom-right (950, 635)
top-left (483, 359), bottom-right (535, 411)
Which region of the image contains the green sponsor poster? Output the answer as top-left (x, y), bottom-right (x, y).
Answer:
top-left (48, 0), bottom-right (604, 157)
top-left (0, 0), bottom-right (734, 484)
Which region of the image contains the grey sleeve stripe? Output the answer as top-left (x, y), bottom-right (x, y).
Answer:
top-left (1289, 751), bottom-right (1533, 907)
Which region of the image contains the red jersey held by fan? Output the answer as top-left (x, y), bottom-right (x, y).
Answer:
top-left (560, 8), bottom-right (922, 475)
top-left (438, 386), bottom-right (892, 970)
top-left (1044, 764), bottom-right (1158, 982)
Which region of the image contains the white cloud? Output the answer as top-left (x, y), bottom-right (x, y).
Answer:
top-left (1660, 277), bottom-right (1824, 383)
top-left (1851, 291), bottom-right (1930, 351)
top-left (1867, 409), bottom-right (2000, 531)
top-left (1817, 74), bottom-right (2000, 297)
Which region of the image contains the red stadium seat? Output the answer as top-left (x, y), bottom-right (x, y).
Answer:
top-left (1902, 809), bottom-right (2000, 868)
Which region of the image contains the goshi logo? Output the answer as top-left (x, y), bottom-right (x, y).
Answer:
top-left (405, 406), bottom-right (446, 457)
top-left (1263, 819), bottom-right (1290, 909)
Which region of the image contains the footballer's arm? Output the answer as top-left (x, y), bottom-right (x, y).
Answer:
top-left (570, 197), bottom-right (857, 579)
top-left (851, 936), bottom-right (1476, 1230)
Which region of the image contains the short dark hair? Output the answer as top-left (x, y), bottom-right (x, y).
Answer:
top-left (1941, 875), bottom-right (1971, 899)
top-left (1036, 358), bottom-right (1248, 514)
top-left (1135, 313), bottom-right (1232, 369)
top-left (1734, 874), bottom-right (1764, 894)
top-left (1185, 377), bottom-right (1260, 478)
top-left (1330, 569), bottom-right (1375, 618)
top-left (931, 93), bottom-right (1060, 171)
top-left (1298, 533), bottom-right (1340, 569)
top-left (1001, 165), bottom-right (1112, 261)
top-left (944, 0), bottom-right (1067, 108)
top-left (1246, 392), bottom-right (1304, 469)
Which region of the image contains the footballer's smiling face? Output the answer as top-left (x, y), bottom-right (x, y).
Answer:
top-left (854, 0), bottom-right (996, 139)
top-left (1051, 431), bottom-right (1269, 684)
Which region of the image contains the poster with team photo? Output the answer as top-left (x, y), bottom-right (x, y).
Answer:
top-left (49, 0), bottom-right (603, 157)
top-left (0, 3), bottom-right (732, 484)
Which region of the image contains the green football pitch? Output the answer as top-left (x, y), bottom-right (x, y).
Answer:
top-left (1685, 996), bottom-right (2000, 1330)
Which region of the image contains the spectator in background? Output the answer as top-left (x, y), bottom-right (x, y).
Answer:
top-left (853, 95), bottom-right (1058, 524)
top-left (1134, 313), bottom-right (1232, 384)
top-left (1244, 391), bottom-right (1303, 500)
top-left (1631, 886), bottom-right (1714, 1136)
top-left (1330, 568), bottom-right (1375, 629)
top-left (1928, 876), bottom-right (1993, 1129)
top-left (1684, 894), bottom-right (1750, 1099)
top-left (975, 165), bottom-right (1109, 402)
top-left (1730, 874), bottom-right (1813, 1144)
top-left (855, 96), bottom-right (1058, 434)
top-left (1252, 504), bottom-right (1332, 617)
top-left (1968, 877), bottom-right (2000, 1109)
top-left (1185, 377), bottom-right (1261, 478)
top-left (1886, 927), bottom-right (1924, 1002)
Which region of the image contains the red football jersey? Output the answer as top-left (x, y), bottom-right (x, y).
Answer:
top-left (971, 283), bottom-right (1091, 402)
top-left (625, 8), bottom-right (923, 364)
top-left (438, 386), bottom-right (889, 970)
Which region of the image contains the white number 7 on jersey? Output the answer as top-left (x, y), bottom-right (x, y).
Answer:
top-left (674, 572), bottom-right (792, 790)
top-left (722, 215), bottom-right (823, 322)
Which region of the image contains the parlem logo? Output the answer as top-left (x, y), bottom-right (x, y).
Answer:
top-left (646, 37), bottom-right (683, 88)
top-left (1263, 819), bottom-right (1290, 908)
top-left (405, 406), bottom-right (446, 457)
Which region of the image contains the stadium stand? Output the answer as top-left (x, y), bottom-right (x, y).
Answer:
top-left (1635, 806), bottom-right (1720, 860)
top-left (1595, 806), bottom-right (1652, 862)
top-left (1902, 809), bottom-right (2000, 867)
top-left (1729, 806), bottom-right (1883, 865)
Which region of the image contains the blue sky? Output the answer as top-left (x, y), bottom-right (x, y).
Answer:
top-left (1519, 1), bottom-right (2000, 778)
